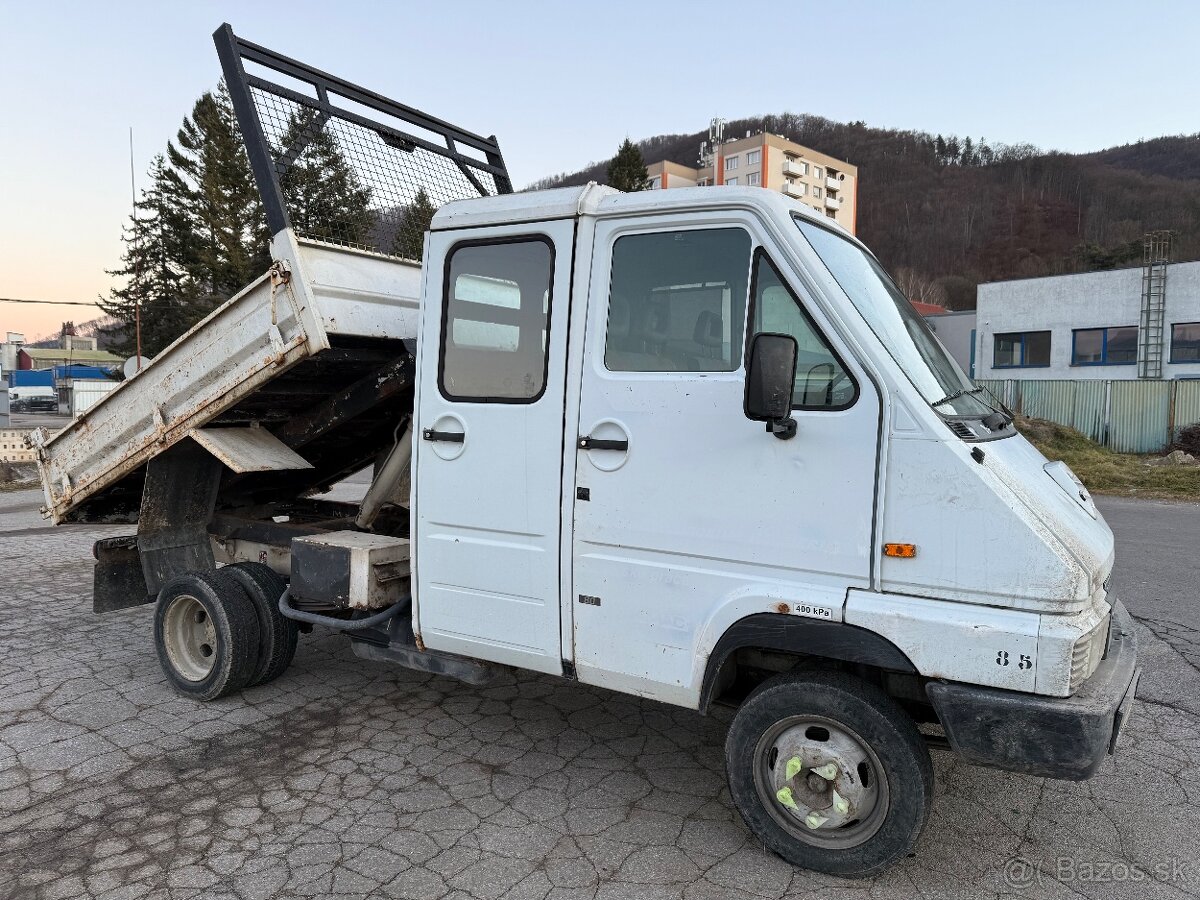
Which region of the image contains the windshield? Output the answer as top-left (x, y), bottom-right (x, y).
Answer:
top-left (794, 218), bottom-right (992, 417)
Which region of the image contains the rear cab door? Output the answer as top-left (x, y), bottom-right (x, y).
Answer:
top-left (412, 219), bottom-right (575, 674)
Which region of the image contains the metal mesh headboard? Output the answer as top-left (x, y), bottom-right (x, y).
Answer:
top-left (214, 24), bottom-right (512, 259)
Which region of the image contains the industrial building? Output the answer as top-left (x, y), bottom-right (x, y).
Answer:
top-left (925, 309), bottom-right (978, 378)
top-left (975, 242), bottom-right (1200, 382)
top-left (645, 124), bottom-right (858, 233)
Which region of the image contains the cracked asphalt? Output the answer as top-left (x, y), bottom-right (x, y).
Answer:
top-left (1, 486), bottom-right (1198, 899)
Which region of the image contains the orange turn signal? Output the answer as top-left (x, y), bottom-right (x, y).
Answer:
top-left (883, 543), bottom-right (917, 559)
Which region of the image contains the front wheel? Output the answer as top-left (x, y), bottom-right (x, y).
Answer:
top-left (725, 669), bottom-right (933, 877)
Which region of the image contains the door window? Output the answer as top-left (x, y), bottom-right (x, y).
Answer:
top-left (440, 238), bottom-right (553, 402)
top-left (750, 250), bottom-right (857, 409)
top-left (604, 228), bottom-right (752, 372)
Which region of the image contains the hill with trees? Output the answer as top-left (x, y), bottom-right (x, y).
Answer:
top-left (531, 116), bottom-right (1200, 309)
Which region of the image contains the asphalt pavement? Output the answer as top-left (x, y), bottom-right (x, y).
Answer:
top-left (1098, 496), bottom-right (1200, 673)
top-left (0, 487), bottom-right (1197, 900)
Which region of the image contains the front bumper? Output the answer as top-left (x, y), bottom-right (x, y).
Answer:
top-left (926, 599), bottom-right (1139, 780)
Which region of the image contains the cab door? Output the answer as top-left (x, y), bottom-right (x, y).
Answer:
top-left (413, 221), bottom-right (573, 674)
top-left (570, 214), bottom-right (880, 705)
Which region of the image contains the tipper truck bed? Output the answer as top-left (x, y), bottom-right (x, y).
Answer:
top-left (30, 24), bottom-right (1140, 878)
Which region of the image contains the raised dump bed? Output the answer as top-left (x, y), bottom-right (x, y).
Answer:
top-left (30, 234), bottom-right (422, 525)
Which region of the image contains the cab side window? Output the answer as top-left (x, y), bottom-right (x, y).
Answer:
top-left (440, 237), bottom-right (553, 402)
top-left (605, 228), bottom-right (752, 372)
top-left (751, 251), bottom-right (857, 409)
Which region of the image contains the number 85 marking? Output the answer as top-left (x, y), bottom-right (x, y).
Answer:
top-left (996, 650), bottom-right (1033, 670)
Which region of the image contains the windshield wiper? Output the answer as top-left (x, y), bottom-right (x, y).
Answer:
top-left (931, 387), bottom-right (986, 409)
top-left (932, 386), bottom-right (1015, 430)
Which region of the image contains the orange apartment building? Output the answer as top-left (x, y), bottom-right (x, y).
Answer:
top-left (645, 132), bottom-right (858, 233)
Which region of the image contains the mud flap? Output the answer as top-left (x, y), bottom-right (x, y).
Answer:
top-left (93, 536), bottom-right (153, 613)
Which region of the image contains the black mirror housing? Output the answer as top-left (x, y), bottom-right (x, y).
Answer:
top-left (744, 333), bottom-right (798, 439)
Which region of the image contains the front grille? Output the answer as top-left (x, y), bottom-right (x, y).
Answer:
top-left (1069, 617), bottom-right (1109, 693)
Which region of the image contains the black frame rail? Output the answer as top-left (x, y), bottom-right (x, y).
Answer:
top-left (213, 23), bottom-right (512, 242)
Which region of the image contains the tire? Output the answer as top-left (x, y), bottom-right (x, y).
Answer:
top-left (153, 570), bottom-right (261, 701)
top-left (223, 562), bottom-right (297, 687)
top-left (725, 669), bottom-right (933, 877)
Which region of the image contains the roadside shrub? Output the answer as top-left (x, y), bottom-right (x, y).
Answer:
top-left (1172, 423), bottom-right (1200, 457)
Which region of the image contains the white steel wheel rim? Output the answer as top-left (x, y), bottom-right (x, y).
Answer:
top-left (753, 714), bottom-right (889, 849)
top-left (163, 594), bottom-right (218, 681)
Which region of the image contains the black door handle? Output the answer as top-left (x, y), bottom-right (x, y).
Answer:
top-left (423, 429), bottom-right (464, 443)
top-left (578, 435), bottom-right (628, 451)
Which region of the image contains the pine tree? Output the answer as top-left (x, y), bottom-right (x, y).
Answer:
top-left (934, 134), bottom-right (948, 165)
top-left (277, 112), bottom-right (374, 247)
top-left (101, 84), bottom-right (375, 355)
top-left (99, 157), bottom-right (194, 357)
top-left (163, 85), bottom-right (269, 304)
top-left (961, 136), bottom-right (976, 167)
top-left (391, 188), bottom-right (438, 261)
top-left (606, 138), bottom-right (650, 192)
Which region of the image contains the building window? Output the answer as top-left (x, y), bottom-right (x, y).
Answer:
top-left (440, 237), bottom-right (554, 402)
top-left (724, 155), bottom-right (739, 170)
top-left (814, 166), bottom-right (823, 179)
top-left (746, 172), bottom-right (760, 186)
top-left (1170, 322), bottom-right (1200, 363)
top-left (604, 228), bottom-right (752, 373)
top-left (726, 176), bottom-right (738, 186)
top-left (746, 149), bottom-right (760, 165)
top-left (813, 187), bottom-right (822, 199)
top-left (994, 331), bottom-right (1051, 368)
top-left (1071, 326), bottom-right (1137, 366)
top-left (648, 176), bottom-right (661, 190)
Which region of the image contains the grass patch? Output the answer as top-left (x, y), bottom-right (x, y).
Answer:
top-left (1017, 416), bottom-right (1200, 501)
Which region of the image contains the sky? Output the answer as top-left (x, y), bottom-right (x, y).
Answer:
top-left (2, 0), bottom-right (1198, 341)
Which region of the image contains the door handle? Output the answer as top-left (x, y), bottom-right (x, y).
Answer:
top-left (423, 429), bottom-right (464, 443)
top-left (578, 435), bottom-right (628, 451)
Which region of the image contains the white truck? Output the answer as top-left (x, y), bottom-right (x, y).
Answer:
top-left (29, 25), bottom-right (1139, 877)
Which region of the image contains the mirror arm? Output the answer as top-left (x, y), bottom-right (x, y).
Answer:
top-left (766, 417), bottom-right (797, 440)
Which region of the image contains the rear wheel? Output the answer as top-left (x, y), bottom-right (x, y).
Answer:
top-left (154, 570), bottom-right (260, 701)
top-left (725, 669), bottom-right (933, 877)
top-left (223, 562), bottom-right (297, 687)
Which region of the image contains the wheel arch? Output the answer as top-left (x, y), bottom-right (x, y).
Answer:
top-left (699, 613), bottom-right (919, 714)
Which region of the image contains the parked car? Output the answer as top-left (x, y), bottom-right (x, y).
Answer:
top-left (9, 386), bottom-right (58, 413)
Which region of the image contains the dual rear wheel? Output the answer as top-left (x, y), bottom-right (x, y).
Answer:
top-left (154, 563), bottom-right (297, 701)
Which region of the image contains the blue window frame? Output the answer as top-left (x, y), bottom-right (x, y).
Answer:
top-left (1071, 326), bottom-right (1137, 366)
top-left (1170, 322), bottom-right (1200, 363)
top-left (993, 331), bottom-right (1050, 368)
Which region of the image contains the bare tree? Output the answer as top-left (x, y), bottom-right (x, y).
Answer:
top-left (894, 268), bottom-right (947, 308)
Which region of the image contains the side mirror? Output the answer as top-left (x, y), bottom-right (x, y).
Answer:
top-left (744, 332), bottom-right (798, 440)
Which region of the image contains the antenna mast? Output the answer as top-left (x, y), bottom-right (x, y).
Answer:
top-left (129, 127), bottom-right (142, 372)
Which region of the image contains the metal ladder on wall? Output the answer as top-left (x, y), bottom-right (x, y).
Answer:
top-left (1138, 231), bottom-right (1171, 379)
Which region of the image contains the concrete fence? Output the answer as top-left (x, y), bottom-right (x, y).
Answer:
top-left (976, 378), bottom-right (1200, 454)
